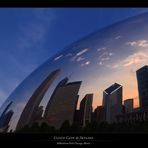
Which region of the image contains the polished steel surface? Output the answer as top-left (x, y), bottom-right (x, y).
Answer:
top-left (0, 13), bottom-right (148, 131)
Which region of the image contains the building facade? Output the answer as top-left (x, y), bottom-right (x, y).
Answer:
top-left (136, 65), bottom-right (148, 110)
top-left (103, 83), bottom-right (123, 123)
top-left (16, 69), bottom-right (60, 130)
top-left (124, 99), bottom-right (134, 113)
top-left (79, 94), bottom-right (93, 126)
top-left (93, 106), bottom-right (105, 123)
top-left (45, 79), bottom-right (82, 129)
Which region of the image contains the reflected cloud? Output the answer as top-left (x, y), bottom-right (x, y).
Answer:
top-left (101, 57), bottom-right (110, 61)
top-left (99, 62), bottom-right (103, 65)
top-left (81, 61), bottom-right (90, 67)
top-left (126, 41), bottom-right (137, 46)
top-left (76, 57), bottom-right (85, 62)
top-left (99, 52), bottom-right (113, 58)
top-left (98, 61), bottom-right (103, 66)
top-left (115, 35), bottom-right (122, 40)
top-left (97, 47), bottom-right (106, 52)
top-left (65, 53), bottom-right (73, 57)
top-left (111, 52), bottom-right (148, 68)
top-left (127, 40), bottom-right (148, 47)
top-left (76, 48), bottom-right (88, 56)
top-left (71, 48), bottom-right (89, 62)
top-left (54, 54), bottom-right (63, 61)
top-left (123, 52), bottom-right (148, 67)
top-left (97, 51), bottom-right (114, 67)
top-left (112, 64), bottom-right (119, 69)
top-left (85, 61), bottom-right (90, 65)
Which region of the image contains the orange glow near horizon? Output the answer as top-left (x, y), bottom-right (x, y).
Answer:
top-left (75, 45), bottom-right (148, 111)
top-left (92, 94), bottom-right (139, 111)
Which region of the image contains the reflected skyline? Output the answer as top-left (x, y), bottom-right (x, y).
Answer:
top-left (44, 79), bottom-right (82, 129)
top-left (16, 69), bottom-right (61, 130)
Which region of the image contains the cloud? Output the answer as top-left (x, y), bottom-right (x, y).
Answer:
top-left (99, 52), bottom-right (113, 58)
top-left (112, 64), bottom-right (119, 68)
top-left (111, 52), bottom-right (148, 69)
top-left (101, 57), bottom-right (110, 61)
top-left (129, 68), bottom-right (136, 76)
top-left (115, 35), bottom-right (122, 40)
top-left (98, 61), bottom-right (103, 66)
top-left (97, 51), bottom-right (114, 66)
top-left (71, 48), bottom-right (89, 62)
top-left (17, 8), bottom-right (56, 51)
top-left (0, 9), bottom-right (56, 107)
top-left (123, 52), bottom-right (148, 67)
top-left (76, 56), bottom-right (85, 62)
top-left (9, 9), bottom-right (57, 76)
top-left (76, 48), bottom-right (88, 56)
top-left (85, 61), bottom-right (90, 65)
top-left (54, 54), bottom-right (63, 61)
top-left (97, 47), bottom-right (106, 52)
top-left (138, 40), bottom-right (148, 47)
top-left (81, 61), bottom-right (90, 67)
top-left (127, 41), bottom-right (137, 46)
top-left (126, 40), bottom-right (148, 48)
top-left (65, 53), bottom-right (73, 57)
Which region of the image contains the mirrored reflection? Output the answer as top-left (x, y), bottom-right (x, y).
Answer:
top-left (16, 69), bottom-right (61, 130)
top-left (0, 101), bottom-right (14, 132)
top-left (1, 13), bottom-right (148, 132)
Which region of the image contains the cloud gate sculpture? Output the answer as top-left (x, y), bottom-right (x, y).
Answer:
top-left (1, 12), bottom-right (148, 132)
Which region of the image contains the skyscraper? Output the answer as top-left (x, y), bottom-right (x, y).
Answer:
top-left (44, 77), bottom-right (69, 118)
top-left (136, 65), bottom-right (148, 110)
top-left (16, 69), bottom-right (60, 130)
top-left (103, 83), bottom-right (122, 123)
top-left (124, 99), bottom-right (133, 113)
top-left (45, 78), bottom-right (82, 129)
top-left (79, 94), bottom-right (93, 126)
top-left (93, 106), bottom-right (105, 123)
top-left (74, 109), bottom-right (81, 125)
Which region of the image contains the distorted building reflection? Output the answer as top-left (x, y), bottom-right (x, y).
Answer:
top-left (93, 106), bottom-right (105, 123)
top-left (117, 65), bottom-right (148, 123)
top-left (79, 94), bottom-right (93, 126)
top-left (124, 99), bottom-right (134, 113)
top-left (103, 83), bottom-right (123, 123)
top-left (44, 78), bottom-right (82, 129)
top-left (16, 69), bottom-right (61, 130)
top-left (136, 65), bottom-right (148, 110)
top-left (44, 77), bottom-right (69, 118)
top-left (30, 106), bottom-right (44, 124)
top-left (0, 101), bottom-right (14, 132)
top-left (74, 109), bottom-right (81, 125)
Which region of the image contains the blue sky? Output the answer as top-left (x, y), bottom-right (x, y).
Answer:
top-left (0, 8), bottom-right (148, 107)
